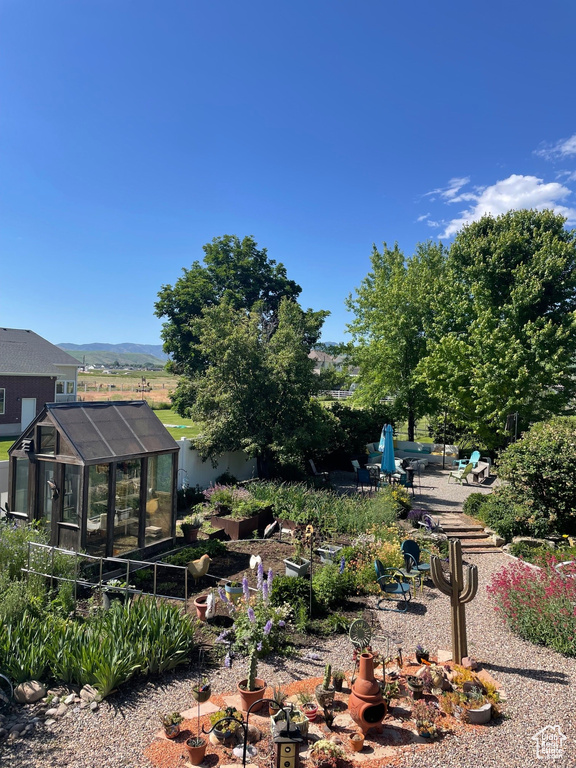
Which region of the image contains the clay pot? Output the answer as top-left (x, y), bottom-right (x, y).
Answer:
top-left (163, 723), bottom-right (180, 739)
top-left (238, 678), bottom-right (266, 712)
top-left (186, 737), bottom-right (207, 765)
top-left (348, 652), bottom-right (387, 734)
top-left (193, 595), bottom-right (209, 622)
top-left (406, 676), bottom-right (424, 699)
top-left (349, 732), bottom-right (365, 752)
top-left (183, 526), bottom-right (199, 544)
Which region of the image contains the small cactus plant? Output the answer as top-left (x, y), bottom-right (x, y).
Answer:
top-left (322, 663), bottom-right (332, 690)
top-left (247, 651), bottom-right (258, 691)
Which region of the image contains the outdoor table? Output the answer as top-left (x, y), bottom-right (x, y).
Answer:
top-left (471, 462), bottom-right (490, 484)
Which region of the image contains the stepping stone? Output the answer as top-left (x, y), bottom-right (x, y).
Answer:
top-left (180, 701), bottom-right (220, 719)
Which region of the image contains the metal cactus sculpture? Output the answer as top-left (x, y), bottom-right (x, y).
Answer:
top-left (430, 538), bottom-right (478, 664)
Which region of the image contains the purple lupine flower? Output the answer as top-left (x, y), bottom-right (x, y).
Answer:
top-left (263, 619), bottom-right (273, 636)
top-left (248, 607), bottom-right (256, 624)
top-left (224, 653), bottom-right (232, 668)
top-left (339, 556), bottom-right (345, 574)
top-left (257, 642), bottom-right (263, 652)
top-left (218, 587), bottom-right (229, 602)
top-left (257, 562), bottom-right (264, 590)
top-left (216, 630), bottom-right (229, 643)
top-left (262, 580), bottom-right (269, 602)
top-left (278, 620), bottom-right (285, 628)
top-left (242, 574), bottom-right (250, 603)
top-left (267, 568), bottom-right (274, 588)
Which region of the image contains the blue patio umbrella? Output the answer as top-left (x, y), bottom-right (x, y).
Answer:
top-left (380, 424), bottom-right (396, 475)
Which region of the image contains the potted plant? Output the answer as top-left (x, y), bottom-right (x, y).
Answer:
top-left (225, 580), bottom-right (244, 604)
top-left (406, 675), bottom-right (424, 699)
top-left (192, 678), bottom-right (211, 703)
top-left (209, 707), bottom-right (243, 743)
top-left (101, 578), bottom-right (134, 609)
top-left (185, 736), bottom-right (207, 765)
top-left (181, 513), bottom-right (202, 544)
top-left (237, 651), bottom-right (266, 713)
top-left (160, 711), bottom-right (183, 739)
top-left (332, 670), bottom-right (345, 692)
top-left (464, 690), bottom-right (492, 724)
top-left (412, 700), bottom-right (439, 738)
top-left (268, 684), bottom-right (287, 716)
top-left (289, 709), bottom-right (309, 738)
top-left (349, 731), bottom-right (364, 752)
top-left (284, 534), bottom-right (311, 577)
top-left (298, 692), bottom-right (318, 722)
top-left (315, 664), bottom-right (335, 709)
top-left (309, 739), bottom-right (345, 768)
top-left (415, 644), bottom-right (429, 664)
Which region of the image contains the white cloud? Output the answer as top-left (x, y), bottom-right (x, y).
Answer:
top-left (427, 220), bottom-right (440, 228)
top-left (535, 133), bottom-right (576, 160)
top-left (416, 213), bottom-right (430, 222)
top-left (424, 177), bottom-right (470, 201)
top-left (439, 174), bottom-right (576, 238)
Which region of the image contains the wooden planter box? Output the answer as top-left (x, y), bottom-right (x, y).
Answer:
top-left (276, 518), bottom-right (299, 531)
top-left (210, 508), bottom-right (274, 540)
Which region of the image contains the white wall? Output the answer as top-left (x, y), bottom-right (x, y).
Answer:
top-left (0, 460), bottom-right (8, 509)
top-left (176, 438), bottom-right (257, 489)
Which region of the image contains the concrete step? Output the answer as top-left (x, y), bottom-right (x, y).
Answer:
top-left (441, 524), bottom-right (484, 532)
top-left (461, 545), bottom-right (501, 553)
top-left (445, 531), bottom-right (491, 540)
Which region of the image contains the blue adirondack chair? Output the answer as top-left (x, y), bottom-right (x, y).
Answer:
top-left (455, 450), bottom-right (480, 470)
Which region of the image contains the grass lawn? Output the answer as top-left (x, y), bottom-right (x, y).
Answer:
top-left (0, 436), bottom-right (18, 462)
top-left (152, 408), bottom-right (202, 440)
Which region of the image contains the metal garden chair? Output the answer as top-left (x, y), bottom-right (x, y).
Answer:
top-left (374, 559), bottom-right (411, 612)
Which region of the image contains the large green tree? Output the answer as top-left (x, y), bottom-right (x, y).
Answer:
top-left (420, 209), bottom-right (576, 448)
top-left (173, 298), bottom-right (334, 476)
top-left (155, 235), bottom-right (301, 376)
top-left (346, 241), bottom-right (445, 440)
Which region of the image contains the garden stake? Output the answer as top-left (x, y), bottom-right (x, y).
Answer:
top-left (430, 538), bottom-right (478, 664)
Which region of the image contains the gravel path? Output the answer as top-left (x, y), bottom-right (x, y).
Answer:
top-left (2, 551), bottom-right (575, 768)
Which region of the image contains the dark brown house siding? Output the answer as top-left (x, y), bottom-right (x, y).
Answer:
top-left (0, 375), bottom-right (56, 429)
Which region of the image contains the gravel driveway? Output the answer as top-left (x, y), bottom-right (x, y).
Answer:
top-left (1, 552), bottom-right (575, 768)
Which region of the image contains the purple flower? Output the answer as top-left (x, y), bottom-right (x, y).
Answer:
top-left (257, 562), bottom-right (264, 590)
top-left (257, 642), bottom-right (263, 652)
top-left (248, 607), bottom-right (256, 624)
top-left (278, 620), bottom-right (285, 628)
top-left (263, 619), bottom-right (273, 636)
top-left (216, 630), bottom-right (229, 643)
top-left (268, 568), bottom-right (274, 588)
top-left (218, 587), bottom-right (229, 603)
top-left (339, 556), bottom-right (345, 574)
top-left (262, 581), bottom-right (269, 602)
top-left (242, 574), bottom-right (250, 603)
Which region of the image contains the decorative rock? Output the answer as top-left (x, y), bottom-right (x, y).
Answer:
top-left (55, 703), bottom-right (69, 717)
top-left (246, 724), bottom-right (261, 743)
top-left (90, 701), bottom-right (99, 712)
top-left (45, 719), bottom-right (56, 726)
top-left (64, 694), bottom-right (76, 705)
top-left (10, 723), bottom-right (26, 735)
top-left (492, 534), bottom-right (506, 547)
top-left (45, 708), bottom-right (58, 717)
top-left (437, 649), bottom-right (452, 664)
top-left (51, 696), bottom-right (61, 705)
top-left (461, 656), bottom-right (478, 670)
top-left (80, 684), bottom-right (99, 702)
top-left (14, 681), bottom-right (46, 704)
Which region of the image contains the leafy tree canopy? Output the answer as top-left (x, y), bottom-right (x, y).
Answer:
top-left (173, 298), bottom-right (334, 476)
top-left (420, 209), bottom-right (576, 449)
top-left (346, 241), bottom-right (445, 440)
top-left (155, 235), bottom-right (301, 375)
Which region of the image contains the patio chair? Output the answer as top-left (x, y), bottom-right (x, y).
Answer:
top-left (401, 539), bottom-right (431, 581)
top-left (417, 513), bottom-right (442, 534)
top-left (448, 462), bottom-right (473, 484)
top-left (454, 450), bottom-right (480, 470)
top-left (309, 459), bottom-right (329, 485)
top-left (356, 468), bottom-right (376, 493)
top-left (374, 559), bottom-right (411, 612)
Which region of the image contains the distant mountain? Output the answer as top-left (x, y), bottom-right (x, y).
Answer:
top-left (58, 342), bottom-right (168, 360)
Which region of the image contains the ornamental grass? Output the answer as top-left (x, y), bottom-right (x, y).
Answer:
top-left (487, 558), bottom-right (576, 656)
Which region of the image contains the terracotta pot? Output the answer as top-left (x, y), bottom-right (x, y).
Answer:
top-left (183, 527), bottom-right (199, 544)
top-left (348, 652), bottom-right (387, 734)
top-left (192, 684), bottom-right (211, 703)
top-left (193, 595), bottom-right (209, 622)
top-left (163, 723), bottom-right (180, 739)
top-left (349, 732), bottom-right (365, 752)
top-left (186, 737), bottom-right (207, 765)
top-left (238, 678), bottom-right (266, 712)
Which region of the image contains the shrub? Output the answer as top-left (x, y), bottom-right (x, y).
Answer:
top-left (497, 416), bottom-right (576, 536)
top-left (462, 493), bottom-right (488, 519)
top-left (475, 487), bottom-right (530, 541)
top-left (270, 575), bottom-right (320, 613)
top-left (312, 563), bottom-right (356, 608)
top-left (487, 560), bottom-right (576, 656)
top-left (164, 539), bottom-right (227, 567)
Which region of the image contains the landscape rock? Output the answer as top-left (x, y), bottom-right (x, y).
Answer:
top-left (55, 703), bottom-right (69, 717)
top-left (64, 693), bottom-right (76, 705)
top-left (14, 681), bottom-right (46, 704)
top-left (45, 708), bottom-right (58, 717)
top-left (461, 656), bottom-right (478, 670)
top-left (436, 650), bottom-right (452, 664)
top-left (80, 684), bottom-right (99, 702)
top-left (45, 719), bottom-right (56, 726)
top-left (491, 534), bottom-right (506, 547)
top-left (90, 701), bottom-right (99, 712)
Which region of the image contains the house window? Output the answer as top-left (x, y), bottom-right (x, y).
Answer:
top-left (38, 426), bottom-right (56, 455)
top-left (56, 381), bottom-right (75, 395)
top-left (0, 388), bottom-right (4, 415)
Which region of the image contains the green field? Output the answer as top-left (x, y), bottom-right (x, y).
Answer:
top-left (0, 436), bottom-right (17, 462)
top-left (152, 409), bottom-right (202, 440)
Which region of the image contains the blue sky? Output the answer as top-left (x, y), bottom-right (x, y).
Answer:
top-left (2, 1), bottom-right (576, 346)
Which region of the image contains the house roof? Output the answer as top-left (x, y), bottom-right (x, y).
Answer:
top-left (0, 328), bottom-right (79, 375)
top-left (42, 401), bottom-right (179, 462)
